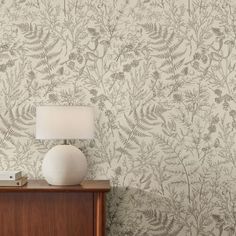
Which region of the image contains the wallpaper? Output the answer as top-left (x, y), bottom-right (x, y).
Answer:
top-left (0, 0), bottom-right (236, 235)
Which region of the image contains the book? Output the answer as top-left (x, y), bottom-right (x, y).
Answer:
top-left (0, 176), bottom-right (28, 187)
top-left (0, 171), bottom-right (22, 180)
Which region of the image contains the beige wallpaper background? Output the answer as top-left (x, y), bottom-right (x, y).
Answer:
top-left (0, 0), bottom-right (236, 235)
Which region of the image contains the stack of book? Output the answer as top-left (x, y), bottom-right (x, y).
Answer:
top-left (0, 171), bottom-right (28, 186)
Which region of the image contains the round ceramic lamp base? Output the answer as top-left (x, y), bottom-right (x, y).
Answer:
top-left (42, 145), bottom-right (87, 185)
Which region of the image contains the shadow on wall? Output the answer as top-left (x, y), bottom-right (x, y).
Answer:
top-left (105, 186), bottom-right (184, 236)
top-left (105, 186), bottom-right (229, 236)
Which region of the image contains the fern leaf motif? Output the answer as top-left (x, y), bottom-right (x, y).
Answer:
top-left (142, 23), bottom-right (186, 84)
top-left (138, 209), bottom-right (183, 236)
top-left (20, 24), bottom-right (62, 80)
top-left (0, 105), bottom-right (35, 145)
top-left (117, 106), bottom-right (162, 160)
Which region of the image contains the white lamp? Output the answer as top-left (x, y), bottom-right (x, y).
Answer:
top-left (36, 106), bottom-right (94, 186)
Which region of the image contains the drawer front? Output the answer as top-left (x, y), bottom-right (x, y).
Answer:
top-left (0, 192), bottom-right (94, 236)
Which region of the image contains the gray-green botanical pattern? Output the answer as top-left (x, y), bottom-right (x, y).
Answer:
top-left (1, 0), bottom-right (236, 235)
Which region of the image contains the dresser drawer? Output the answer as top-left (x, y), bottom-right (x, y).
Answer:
top-left (0, 192), bottom-right (94, 236)
top-left (0, 180), bottom-right (110, 236)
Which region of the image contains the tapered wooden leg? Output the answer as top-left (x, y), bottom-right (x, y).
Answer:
top-left (94, 192), bottom-right (105, 236)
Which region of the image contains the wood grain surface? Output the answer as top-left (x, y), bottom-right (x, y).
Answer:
top-left (0, 180), bottom-right (111, 236)
top-left (0, 180), bottom-right (110, 192)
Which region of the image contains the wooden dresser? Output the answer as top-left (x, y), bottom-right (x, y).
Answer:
top-left (0, 180), bottom-right (110, 236)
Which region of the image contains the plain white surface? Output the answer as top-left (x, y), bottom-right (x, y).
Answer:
top-left (42, 145), bottom-right (88, 185)
top-left (0, 171), bottom-right (22, 180)
top-left (36, 106), bottom-right (94, 139)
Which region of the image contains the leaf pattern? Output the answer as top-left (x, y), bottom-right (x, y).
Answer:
top-left (1, 0), bottom-right (236, 235)
top-left (136, 209), bottom-right (183, 236)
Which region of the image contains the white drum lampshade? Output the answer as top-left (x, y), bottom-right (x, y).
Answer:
top-left (36, 106), bottom-right (94, 186)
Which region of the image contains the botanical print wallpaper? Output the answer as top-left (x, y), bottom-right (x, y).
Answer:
top-left (1, 0), bottom-right (236, 235)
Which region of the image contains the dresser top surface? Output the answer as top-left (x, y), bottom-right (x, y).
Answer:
top-left (0, 180), bottom-right (111, 192)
